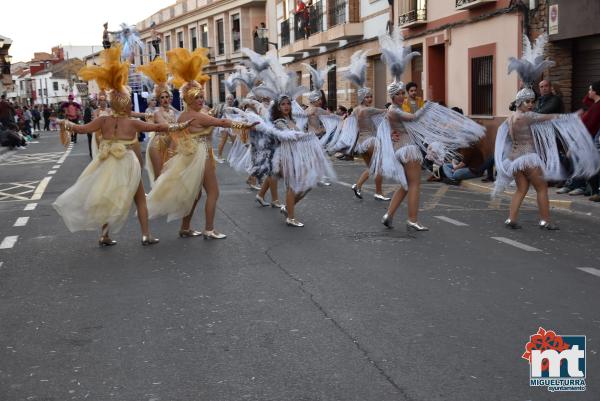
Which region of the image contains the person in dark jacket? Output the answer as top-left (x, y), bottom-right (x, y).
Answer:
top-left (534, 80), bottom-right (564, 114)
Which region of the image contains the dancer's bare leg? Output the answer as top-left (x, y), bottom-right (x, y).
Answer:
top-left (133, 180), bottom-right (151, 236)
top-left (180, 195), bottom-right (201, 232)
top-left (508, 171), bottom-right (530, 222)
top-left (529, 167), bottom-right (550, 221)
top-left (217, 131), bottom-right (228, 159)
top-left (269, 177), bottom-right (279, 202)
top-left (258, 176), bottom-right (271, 199)
top-left (404, 161), bottom-right (422, 222)
top-left (285, 188), bottom-right (296, 219)
top-left (149, 139), bottom-right (163, 178)
top-left (202, 159), bottom-right (220, 231)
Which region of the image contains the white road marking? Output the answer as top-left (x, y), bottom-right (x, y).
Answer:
top-left (24, 203), bottom-right (37, 211)
top-left (423, 186), bottom-right (449, 210)
top-left (0, 261), bottom-right (3, 268)
top-left (48, 170), bottom-right (56, 175)
top-left (0, 236), bottom-right (19, 249)
top-left (434, 215), bottom-right (469, 226)
top-left (52, 165), bottom-right (61, 169)
top-left (31, 177), bottom-right (52, 200)
top-left (577, 267), bottom-right (600, 278)
top-left (14, 217), bottom-right (29, 227)
top-left (491, 237), bottom-right (541, 252)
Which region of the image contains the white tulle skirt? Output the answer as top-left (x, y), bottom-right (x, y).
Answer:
top-left (53, 142), bottom-right (141, 233)
top-left (145, 132), bottom-right (170, 187)
top-left (146, 136), bottom-right (209, 222)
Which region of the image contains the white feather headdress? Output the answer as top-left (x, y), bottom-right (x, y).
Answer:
top-left (302, 63), bottom-right (335, 103)
top-left (343, 50), bottom-right (371, 104)
top-left (378, 30), bottom-right (420, 96)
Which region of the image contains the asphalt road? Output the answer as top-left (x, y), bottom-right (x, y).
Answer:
top-left (0, 131), bottom-right (598, 401)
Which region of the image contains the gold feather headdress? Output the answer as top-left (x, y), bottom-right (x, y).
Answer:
top-left (79, 45), bottom-right (131, 114)
top-left (167, 48), bottom-right (210, 105)
top-left (137, 57), bottom-right (170, 100)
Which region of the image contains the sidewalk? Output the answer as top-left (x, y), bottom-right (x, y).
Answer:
top-left (461, 178), bottom-right (600, 218)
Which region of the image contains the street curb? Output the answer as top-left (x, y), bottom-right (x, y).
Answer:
top-left (460, 180), bottom-right (600, 218)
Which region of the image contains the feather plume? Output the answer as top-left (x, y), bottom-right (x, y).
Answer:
top-left (378, 30), bottom-right (420, 82)
top-left (241, 48), bottom-right (271, 73)
top-left (137, 57), bottom-right (168, 86)
top-left (79, 44), bottom-right (129, 92)
top-left (343, 50), bottom-right (368, 89)
top-left (224, 72), bottom-right (238, 94)
top-left (302, 63), bottom-right (334, 91)
top-left (508, 34), bottom-right (555, 87)
top-left (232, 65), bottom-right (258, 92)
top-left (167, 48), bottom-right (210, 88)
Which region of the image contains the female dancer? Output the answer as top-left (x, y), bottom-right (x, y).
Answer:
top-left (53, 45), bottom-right (190, 246)
top-left (138, 57), bottom-right (177, 185)
top-left (373, 31), bottom-right (485, 230)
top-left (146, 48), bottom-right (257, 239)
top-left (495, 34), bottom-right (600, 229)
top-left (332, 50), bottom-right (389, 200)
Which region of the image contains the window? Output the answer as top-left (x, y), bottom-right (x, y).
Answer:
top-left (38, 89), bottom-right (42, 96)
top-left (147, 42), bottom-right (153, 60)
top-left (177, 31), bottom-right (184, 48)
top-left (231, 14), bottom-right (240, 52)
top-left (218, 73), bottom-right (226, 102)
top-left (43, 88), bottom-right (47, 96)
top-left (20, 81), bottom-right (23, 91)
top-left (165, 35), bottom-right (171, 51)
top-left (471, 55), bottom-right (493, 115)
top-left (309, 61), bottom-right (317, 90)
top-left (216, 19), bottom-right (225, 55)
top-left (190, 27), bottom-right (197, 50)
top-left (53, 81), bottom-right (58, 91)
top-left (201, 24), bottom-right (208, 48)
top-left (327, 59), bottom-right (336, 111)
top-left (296, 71), bottom-right (302, 87)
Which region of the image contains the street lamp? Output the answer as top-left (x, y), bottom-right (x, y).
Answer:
top-left (256, 27), bottom-right (279, 58)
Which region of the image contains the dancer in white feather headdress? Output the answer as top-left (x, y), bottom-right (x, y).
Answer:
top-left (495, 34), bottom-right (600, 230)
top-left (331, 49), bottom-right (390, 201)
top-left (373, 31), bottom-right (486, 231)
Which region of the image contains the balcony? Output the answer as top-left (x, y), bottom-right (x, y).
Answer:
top-left (455, 0), bottom-right (495, 10)
top-left (253, 37), bottom-right (269, 55)
top-left (398, 0), bottom-right (427, 28)
top-left (327, 0), bottom-right (363, 42)
top-left (281, 19), bottom-right (291, 47)
top-left (307, 0), bottom-right (328, 48)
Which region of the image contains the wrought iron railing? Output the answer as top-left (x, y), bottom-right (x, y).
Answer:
top-left (294, 13), bottom-right (308, 41)
top-left (398, 0), bottom-right (427, 26)
top-left (456, 0), bottom-right (486, 7)
top-left (328, 0), bottom-right (347, 27)
top-left (309, 1), bottom-right (325, 35)
top-left (281, 19), bottom-right (291, 47)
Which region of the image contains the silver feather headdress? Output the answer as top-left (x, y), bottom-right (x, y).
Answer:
top-left (302, 63), bottom-right (335, 103)
top-left (251, 55), bottom-right (305, 103)
top-left (224, 72), bottom-right (238, 96)
top-left (378, 30), bottom-right (420, 97)
top-left (508, 33), bottom-right (555, 105)
top-left (343, 50), bottom-right (370, 104)
top-left (241, 47), bottom-right (272, 75)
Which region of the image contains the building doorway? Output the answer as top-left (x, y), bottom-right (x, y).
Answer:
top-left (371, 55), bottom-right (387, 108)
top-left (427, 43), bottom-right (446, 104)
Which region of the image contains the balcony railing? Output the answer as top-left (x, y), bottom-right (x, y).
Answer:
top-left (309, 1), bottom-right (325, 35)
top-left (293, 13), bottom-right (308, 42)
top-left (328, 0), bottom-right (347, 28)
top-left (281, 19), bottom-right (291, 47)
top-left (456, 0), bottom-right (495, 9)
top-left (398, 0), bottom-right (427, 26)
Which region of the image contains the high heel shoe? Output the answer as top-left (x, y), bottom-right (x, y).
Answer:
top-left (255, 195), bottom-right (270, 207)
top-left (539, 220), bottom-right (559, 230)
top-left (280, 205), bottom-right (288, 217)
top-left (374, 193), bottom-right (391, 201)
top-left (98, 236), bottom-right (117, 246)
top-left (504, 219), bottom-right (522, 229)
top-left (286, 218), bottom-right (304, 227)
top-left (381, 213), bottom-right (393, 229)
top-left (351, 184), bottom-right (363, 199)
top-left (271, 200), bottom-right (283, 208)
top-left (179, 229), bottom-right (203, 238)
top-left (406, 220), bottom-right (429, 231)
top-left (141, 235), bottom-right (160, 246)
top-left (203, 230), bottom-right (227, 239)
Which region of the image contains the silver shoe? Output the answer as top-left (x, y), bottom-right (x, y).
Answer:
top-left (351, 184), bottom-right (363, 199)
top-left (318, 180), bottom-right (331, 186)
top-left (286, 218), bottom-right (304, 227)
top-left (215, 158), bottom-right (225, 164)
top-left (381, 213), bottom-right (393, 229)
top-left (504, 219), bottom-right (522, 229)
top-left (203, 230), bottom-right (227, 239)
top-left (406, 220), bottom-right (429, 231)
top-left (539, 220), bottom-right (559, 230)
top-left (250, 184), bottom-right (262, 191)
top-left (255, 195), bottom-right (270, 207)
top-left (374, 193), bottom-right (391, 201)
top-left (271, 200), bottom-right (283, 208)
top-left (280, 205), bottom-right (288, 217)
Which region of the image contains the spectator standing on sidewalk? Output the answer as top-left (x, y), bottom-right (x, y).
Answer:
top-left (61, 94), bottom-right (82, 143)
top-left (42, 105), bottom-right (51, 131)
top-left (83, 100), bottom-right (95, 158)
top-left (0, 95), bottom-right (15, 127)
top-left (23, 106), bottom-right (33, 138)
top-left (582, 81), bottom-right (600, 202)
top-left (402, 82), bottom-right (424, 113)
top-left (534, 80), bottom-right (564, 114)
top-left (32, 105), bottom-right (41, 133)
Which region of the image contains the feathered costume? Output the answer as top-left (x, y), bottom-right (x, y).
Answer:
top-left (328, 50), bottom-right (386, 156)
top-left (118, 23), bottom-right (144, 61)
top-left (146, 48), bottom-right (212, 222)
top-left (236, 53), bottom-right (336, 193)
top-left (53, 45), bottom-right (142, 233)
top-left (493, 34), bottom-right (600, 195)
top-left (137, 58), bottom-right (176, 185)
top-left (371, 31), bottom-right (485, 188)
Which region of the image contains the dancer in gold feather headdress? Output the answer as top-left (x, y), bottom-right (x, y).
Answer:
top-left (137, 57), bottom-right (178, 184)
top-left (146, 48), bottom-right (258, 239)
top-left (53, 45), bottom-right (192, 246)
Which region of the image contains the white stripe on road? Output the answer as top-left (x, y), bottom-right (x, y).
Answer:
top-left (434, 215), bottom-right (469, 226)
top-left (52, 165), bottom-right (61, 169)
top-left (577, 267), bottom-right (600, 278)
top-left (30, 177), bottom-right (52, 200)
top-left (14, 217), bottom-right (29, 227)
top-left (0, 236), bottom-right (18, 249)
top-left (48, 170), bottom-right (56, 175)
top-left (491, 237), bottom-right (541, 252)
top-left (0, 261), bottom-right (3, 268)
top-left (24, 203), bottom-right (37, 211)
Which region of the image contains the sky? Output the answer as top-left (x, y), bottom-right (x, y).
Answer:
top-left (2, 0), bottom-right (174, 63)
